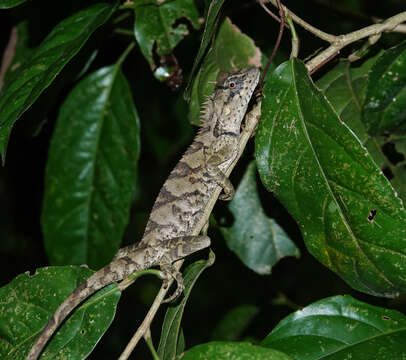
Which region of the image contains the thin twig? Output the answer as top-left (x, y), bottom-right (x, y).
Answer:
top-left (258, 0), bottom-right (285, 87)
top-left (116, 42), bottom-right (135, 67)
top-left (266, 0), bottom-right (336, 42)
top-left (257, 0), bottom-right (289, 29)
top-left (118, 262), bottom-right (180, 360)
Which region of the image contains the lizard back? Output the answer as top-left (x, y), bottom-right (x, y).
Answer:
top-left (141, 67), bottom-right (260, 248)
top-left (27, 67), bottom-right (260, 360)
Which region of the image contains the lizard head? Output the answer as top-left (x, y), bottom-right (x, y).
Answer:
top-left (214, 67), bottom-right (260, 111)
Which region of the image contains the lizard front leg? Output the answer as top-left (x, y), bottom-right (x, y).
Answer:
top-left (205, 135), bottom-right (239, 201)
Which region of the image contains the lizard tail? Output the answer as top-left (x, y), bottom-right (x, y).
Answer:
top-left (26, 266), bottom-right (120, 360)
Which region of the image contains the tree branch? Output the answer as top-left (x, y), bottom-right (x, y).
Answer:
top-left (306, 11), bottom-right (406, 72)
top-left (264, 0), bottom-right (406, 73)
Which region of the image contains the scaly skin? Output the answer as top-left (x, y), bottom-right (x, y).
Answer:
top-left (27, 67), bottom-right (260, 360)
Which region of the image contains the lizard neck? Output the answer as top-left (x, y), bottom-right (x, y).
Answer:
top-left (198, 96), bottom-right (242, 140)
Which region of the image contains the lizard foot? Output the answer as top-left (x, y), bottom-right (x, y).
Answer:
top-left (160, 263), bottom-right (185, 303)
top-left (218, 187), bottom-right (234, 201)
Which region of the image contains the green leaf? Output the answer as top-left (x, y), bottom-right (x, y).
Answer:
top-left (211, 304), bottom-right (259, 341)
top-left (180, 341), bottom-right (292, 360)
top-left (316, 56), bottom-right (390, 173)
top-left (133, 0), bottom-right (200, 68)
top-left (189, 18), bottom-right (261, 125)
top-left (317, 57), bottom-right (378, 143)
top-left (42, 65), bottom-right (140, 268)
top-left (0, 0), bottom-right (27, 8)
top-left (184, 0), bottom-right (226, 101)
top-left (158, 253), bottom-right (215, 360)
top-left (0, 266), bottom-right (120, 359)
top-left (363, 41), bottom-right (406, 135)
top-left (220, 161), bottom-right (299, 275)
top-left (255, 59), bottom-right (406, 297)
top-left (316, 56), bottom-right (406, 202)
top-left (262, 295), bottom-right (406, 360)
top-left (0, 2), bottom-right (118, 161)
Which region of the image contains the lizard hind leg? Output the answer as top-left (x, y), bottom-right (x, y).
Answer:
top-left (159, 235), bottom-right (210, 303)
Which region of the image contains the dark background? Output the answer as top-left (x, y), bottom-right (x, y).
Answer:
top-left (0, 0), bottom-right (405, 358)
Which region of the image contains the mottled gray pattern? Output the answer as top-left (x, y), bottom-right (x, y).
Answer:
top-left (141, 67), bottom-right (260, 246)
top-left (27, 67), bottom-right (260, 360)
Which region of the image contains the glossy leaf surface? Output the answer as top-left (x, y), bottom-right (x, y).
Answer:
top-left (256, 59), bottom-right (406, 297)
top-left (42, 66), bottom-right (140, 268)
top-left (363, 41), bottom-right (406, 135)
top-left (317, 56), bottom-right (406, 201)
top-left (0, 266), bottom-right (120, 359)
top-left (133, 0), bottom-right (200, 67)
top-left (0, 2), bottom-right (117, 160)
top-left (221, 161), bottom-right (299, 275)
top-left (317, 56), bottom-right (389, 168)
top-left (317, 58), bottom-right (376, 143)
top-left (262, 295), bottom-right (406, 360)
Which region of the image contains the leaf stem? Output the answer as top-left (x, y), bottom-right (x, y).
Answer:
top-left (114, 28), bottom-right (134, 37)
top-left (117, 42), bottom-right (135, 67)
top-left (286, 17), bottom-right (299, 58)
top-left (112, 11), bottom-right (131, 24)
top-left (144, 329), bottom-right (160, 360)
top-left (258, 0), bottom-right (285, 87)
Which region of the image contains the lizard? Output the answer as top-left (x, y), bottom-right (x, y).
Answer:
top-left (27, 66), bottom-right (260, 360)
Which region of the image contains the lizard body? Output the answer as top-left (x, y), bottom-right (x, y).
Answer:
top-left (27, 67), bottom-right (260, 360)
